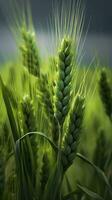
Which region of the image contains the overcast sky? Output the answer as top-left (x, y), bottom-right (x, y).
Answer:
top-left (30, 0), bottom-right (112, 34)
top-left (0, 0), bottom-right (112, 34)
top-left (0, 0), bottom-right (112, 66)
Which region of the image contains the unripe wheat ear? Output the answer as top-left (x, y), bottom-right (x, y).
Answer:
top-left (62, 95), bottom-right (85, 170)
top-left (99, 69), bottom-right (112, 120)
top-left (54, 37), bottom-right (73, 125)
top-left (20, 29), bottom-right (40, 77)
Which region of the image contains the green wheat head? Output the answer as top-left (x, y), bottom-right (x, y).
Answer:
top-left (20, 29), bottom-right (40, 77)
top-left (93, 129), bottom-right (108, 171)
top-left (20, 95), bottom-right (37, 133)
top-left (99, 69), bottom-right (112, 119)
top-left (54, 37), bottom-right (73, 126)
top-left (62, 95), bottom-right (85, 170)
top-left (40, 152), bottom-right (50, 193)
top-left (37, 74), bottom-right (54, 123)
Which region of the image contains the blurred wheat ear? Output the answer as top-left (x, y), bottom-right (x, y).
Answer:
top-left (20, 29), bottom-right (40, 77)
top-left (99, 69), bottom-right (112, 120)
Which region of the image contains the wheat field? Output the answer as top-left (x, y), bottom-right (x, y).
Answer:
top-left (0, 1), bottom-right (112, 200)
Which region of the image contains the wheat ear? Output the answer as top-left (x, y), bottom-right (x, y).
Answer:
top-left (20, 30), bottom-right (40, 77)
top-left (21, 95), bottom-right (37, 133)
top-left (37, 74), bottom-right (54, 122)
top-left (93, 129), bottom-right (107, 171)
top-left (54, 37), bottom-right (73, 126)
top-left (99, 69), bottom-right (112, 119)
top-left (62, 95), bottom-right (85, 170)
top-left (20, 95), bottom-right (38, 173)
top-left (40, 152), bottom-right (50, 192)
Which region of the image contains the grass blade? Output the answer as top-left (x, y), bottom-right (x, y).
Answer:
top-left (76, 153), bottom-right (112, 196)
top-left (77, 184), bottom-right (104, 200)
top-left (16, 131), bottom-right (58, 153)
top-left (0, 75), bottom-right (19, 142)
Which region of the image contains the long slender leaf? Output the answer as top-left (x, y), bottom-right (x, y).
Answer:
top-left (0, 75), bottom-right (19, 142)
top-left (15, 137), bottom-right (38, 200)
top-left (76, 153), bottom-right (112, 196)
top-left (16, 131), bottom-right (60, 200)
top-left (64, 175), bottom-right (76, 200)
top-left (42, 162), bottom-right (64, 200)
top-left (15, 131), bottom-right (59, 200)
top-left (77, 184), bottom-right (104, 200)
top-left (63, 190), bottom-right (78, 200)
top-left (16, 131), bottom-right (58, 153)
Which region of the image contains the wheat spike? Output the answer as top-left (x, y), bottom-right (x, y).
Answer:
top-left (21, 95), bottom-right (37, 133)
top-left (93, 129), bottom-right (107, 171)
top-left (99, 69), bottom-right (112, 119)
top-left (40, 152), bottom-right (50, 192)
top-left (54, 37), bottom-right (73, 126)
top-left (20, 95), bottom-right (38, 176)
top-left (20, 29), bottom-right (40, 77)
top-left (37, 74), bottom-right (54, 122)
top-left (62, 95), bottom-right (85, 170)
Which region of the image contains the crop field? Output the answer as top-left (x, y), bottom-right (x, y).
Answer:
top-left (0, 0), bottom-right (112, 200)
